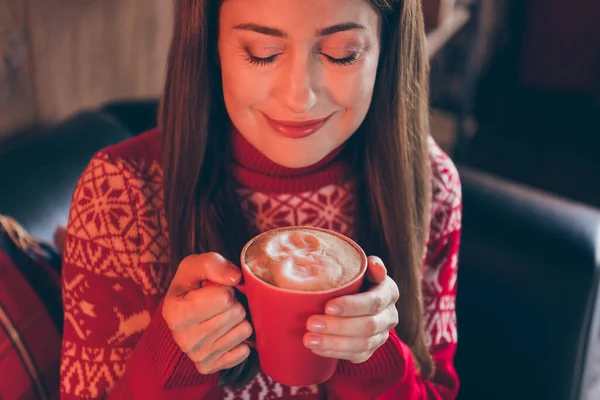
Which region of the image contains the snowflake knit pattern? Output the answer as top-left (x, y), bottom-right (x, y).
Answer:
top-left (60, 128), bottom-right (461, 399)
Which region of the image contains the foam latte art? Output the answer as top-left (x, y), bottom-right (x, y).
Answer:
top-left (245, 228), bottom-right (362, 291)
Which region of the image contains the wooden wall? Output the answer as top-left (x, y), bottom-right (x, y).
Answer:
top-left (0, 0), bottom-right (173, 139)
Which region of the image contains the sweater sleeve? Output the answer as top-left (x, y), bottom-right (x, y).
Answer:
top-left (60, 153), bottom-right (220, 399)
top-left (326, 143), bottom-right (462, 400)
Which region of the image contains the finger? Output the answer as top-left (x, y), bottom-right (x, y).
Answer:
top-left (325, 276), bottom-right (399, 317)
top-left (206, 319), bottom-right (253, 364)
top-left (169, 252), bottom-right (242, 296)
top-left (172, 301), bottom-right (247, 355)
top-left (183, 305), bottom-right (249, 358)
top-left (212, 343), bottom-right (252, 371)
top-left (165, 285), bottom-right (236, 328)
top-left (306, 306), bottom-right (398, 337)
top-left (303, 331), bottom-right (389, 354)
top-left (366, 256), bottom-right (387, 284)
top-left (310, 349), bottom-right (373, 364)
top-left (201, 302), bottom-right (248, 346)
top-left (196, 343), bottom-right (251, 375)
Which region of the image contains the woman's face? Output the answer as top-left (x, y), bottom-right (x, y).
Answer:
top-left (218, 0), bottom-right (381, 168)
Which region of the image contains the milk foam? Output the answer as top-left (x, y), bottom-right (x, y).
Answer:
top-left (245, 229), bottom-right (362, 291)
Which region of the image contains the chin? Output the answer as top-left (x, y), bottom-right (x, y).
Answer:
top-left (262, 148), bottom-right (329, 168)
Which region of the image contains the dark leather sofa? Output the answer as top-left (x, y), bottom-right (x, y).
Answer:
top-left (0, 111), bottom-right (135, 244)
top-left (0, 102), bottom-right (598, 400)
top-left (455, 169), bottom-right (600, 400)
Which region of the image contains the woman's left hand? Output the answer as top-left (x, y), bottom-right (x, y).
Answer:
top-left (303, 256), bottom-right (400, 363)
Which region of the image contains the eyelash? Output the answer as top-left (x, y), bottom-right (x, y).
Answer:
top-left (245, 53), bottom-right (279, 66)
top-left (245, 52), bottom-right (359, 67)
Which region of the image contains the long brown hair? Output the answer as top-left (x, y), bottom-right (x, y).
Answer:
top-left (160, 0), bottom-right (433, 388)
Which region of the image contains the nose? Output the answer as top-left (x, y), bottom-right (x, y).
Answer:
top-left (275, 53), bottom-right (318, 114)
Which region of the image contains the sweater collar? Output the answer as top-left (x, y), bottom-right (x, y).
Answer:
top-left (230, 128), bottom-right (351, 194)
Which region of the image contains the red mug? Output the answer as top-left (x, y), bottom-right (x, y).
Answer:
top-left (202, 227), bottom-right (368, 385)
top-left (237, 226), bottom-right (368, 387)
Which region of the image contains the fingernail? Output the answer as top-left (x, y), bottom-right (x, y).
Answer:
top-left (305, 335), bottom-right (322, 348)
top-left (372, 256), bottom-right (385, 267)
top-left (229, 272), bottom-right (242, 284)
top-left (326, 304), bottom-right (342, 315)
top-left (308, 319), bottom-right (326, 333)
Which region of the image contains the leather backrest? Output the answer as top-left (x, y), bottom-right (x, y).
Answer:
top-left (0, 111), bottom-right (133, 243)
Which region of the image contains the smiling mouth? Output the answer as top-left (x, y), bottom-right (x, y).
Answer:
top-left (263, 113), bottom-right (334, 139)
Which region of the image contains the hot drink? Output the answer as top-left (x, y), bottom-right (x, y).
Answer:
top-left (244, 227), bottom-right (362, 292)
top-left (239, 226), bottom-right (368, 386)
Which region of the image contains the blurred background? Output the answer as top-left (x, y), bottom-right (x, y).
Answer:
top-left (2, 0), bottom-right (599, 206)
top-left (1, 1), bottom-right (599, 400)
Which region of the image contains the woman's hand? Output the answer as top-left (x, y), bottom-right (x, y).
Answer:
top-left (303, 256), bottom-right (399, 363)
top-left (162, 252), bottom-right (253, 374)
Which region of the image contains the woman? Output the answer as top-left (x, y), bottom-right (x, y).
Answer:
top-left (60, 0), bottom-right (461, 398)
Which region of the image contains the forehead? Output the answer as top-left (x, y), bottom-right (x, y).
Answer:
top-left (219, 0), bottom-right (380, 36)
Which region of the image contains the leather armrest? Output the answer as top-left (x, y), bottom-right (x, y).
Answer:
top-left (455, 167), bottom-right (600, 400)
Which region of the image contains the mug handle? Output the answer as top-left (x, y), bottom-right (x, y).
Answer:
top-left (201, 280), bottom-right (255, 349)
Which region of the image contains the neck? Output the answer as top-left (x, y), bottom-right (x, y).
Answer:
top-left (230, 129), bottom-right (351, 193)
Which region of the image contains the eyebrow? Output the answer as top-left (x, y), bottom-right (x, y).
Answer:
top-left (232, 22), bottom-right (366, 38)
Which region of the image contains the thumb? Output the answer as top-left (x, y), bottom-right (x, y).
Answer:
top-left (366, 255), bottom-right (387, 284)
top-left (170, 252), bottom-right (242, 296)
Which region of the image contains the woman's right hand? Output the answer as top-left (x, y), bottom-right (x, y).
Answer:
top-left (162, 252), bottom-right (253, 375)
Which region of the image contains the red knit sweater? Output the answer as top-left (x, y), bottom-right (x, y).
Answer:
top-left (60, 128), bottom-right (461, 399)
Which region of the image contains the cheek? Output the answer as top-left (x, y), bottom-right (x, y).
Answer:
top-left (220, 53), bottom-right (269, 110)
top-left (327, 60), bottom-right (378, 115)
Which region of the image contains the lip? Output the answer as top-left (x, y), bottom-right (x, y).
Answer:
top-left (264, 114), bottom-right (333, 139)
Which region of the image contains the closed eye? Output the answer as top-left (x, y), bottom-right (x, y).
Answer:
top-left (246, 53), bottom-right (280, 66)
top-left (244, 51), bottom-right (360, 67)
top-left (321, 52), bottom-right (359, 66)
